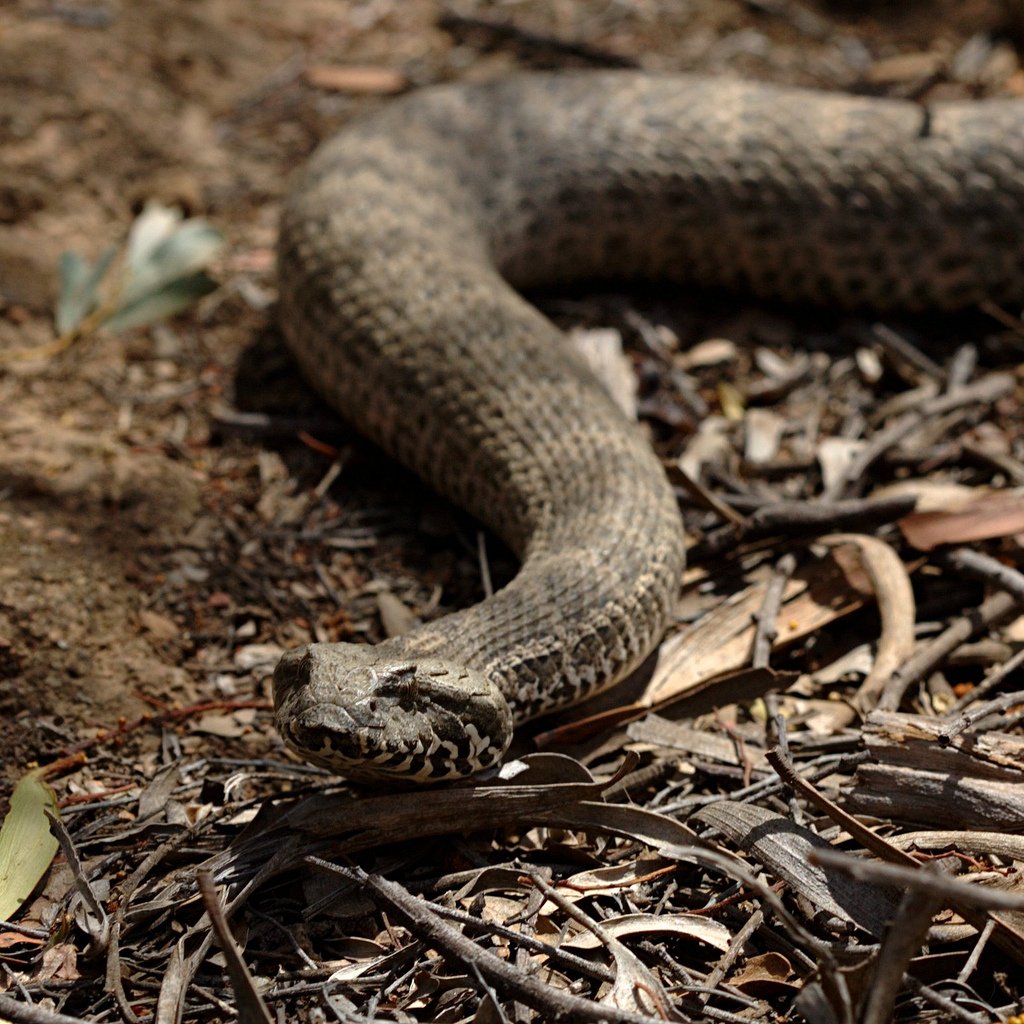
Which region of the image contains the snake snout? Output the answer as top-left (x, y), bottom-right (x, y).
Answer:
top-left (273, 642), bottom-right (514, 782)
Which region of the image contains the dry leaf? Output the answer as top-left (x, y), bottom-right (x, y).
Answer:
top-left (563, 912), bottom-right (731, 953)
top-left (731, 951), bottom-right (796, 995)
top-left (898, 488), bottom-right (1024, 550)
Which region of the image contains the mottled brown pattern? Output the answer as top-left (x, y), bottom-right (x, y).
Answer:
top-left (273, 72), bottom-right (1024, 781)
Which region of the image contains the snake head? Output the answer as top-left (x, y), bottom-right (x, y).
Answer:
top-left (273, 642), bottom-right (514, 783)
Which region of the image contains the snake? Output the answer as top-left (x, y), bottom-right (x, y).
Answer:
top-left (272, 71), bottom-right (1024, 783)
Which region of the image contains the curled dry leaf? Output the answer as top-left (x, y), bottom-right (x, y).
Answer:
top-left (563, 912), bottom-right (732, 953)
top-left (730, 951), bottom-right (797, 996)
top-left (817, 534), bottom-right (916, 713)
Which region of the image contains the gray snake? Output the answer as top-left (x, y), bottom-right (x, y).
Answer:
top-left (273, 72), bottom-right (1024, 782)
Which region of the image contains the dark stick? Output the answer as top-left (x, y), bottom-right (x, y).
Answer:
top-left (831, 372), bottom-right (1013, 499)
top-left (438, 9), bottom-right (639, 68)
top-left (859, 888), bottom-right (945, 1024)
top-left (691, 494), bottom-right (918, 562)
top-left (0, 997), bottom-right (91, 1024)
top-left (940, 548), bottom-right (1024, 605)
top-left (876, 590), bottom-right (1022, 711)
top-left (306, 858), bottom-right (684, 1024)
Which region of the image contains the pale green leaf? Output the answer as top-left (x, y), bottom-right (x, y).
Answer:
top-left (0, 768), bottom-right (59, 921)
top-left (104, 272), bottom-right (218, 332)
top-left (121, 204), bottom-right (223, 306)
top-left (55, 244), bottom-right (117, 334)
top-left (124, 202), bottom-right (182, 269)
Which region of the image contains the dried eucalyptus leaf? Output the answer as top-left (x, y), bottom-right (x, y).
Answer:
top-left (55, 244), bottom-right (116, 333)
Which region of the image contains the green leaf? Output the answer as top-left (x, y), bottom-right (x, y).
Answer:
top-left (55, 244), bottom-right (117, 334)
top-left (0, 768), bottom-right (59, 921)
top-left (104, 272), bottom-right (219, 332)
top-left (120, 203), bottom-right (223, 307)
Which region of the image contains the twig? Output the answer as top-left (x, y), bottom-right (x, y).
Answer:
top-left (764, 747), bottom-right (920, 870)
top-left (808, 848), bottom-right (1024, 911)
top-left (420, 898), bottom-right (615, 982)
top-left (948, 645), bottom-right (1024, 714)
top-left (830, 372), bottom-right (1014, 499)
top-left (979, 299), bottom-right (1024, 336)
top-left (902, 975), bottom-right (992, 1024)
top-left (197, 869), bottom-right (274, 1024)
top-left (477, 530), bottom-right (494, 599)
top-left (870, 323), bottom-right (946, 383)
top-left (438, 9), bottom-right (639, 67)
top-left (946, 344), bottom-right (978, 390)
top-left (699, 909), bottom-right (763, 1004)
top-left (0, 997), bottom-right (90, 1024)
top-left (44, 811), bottom-right (110, 950)
top-left (306, 859), bottom-right (677, 1024)
top-left (877, 590), bottom-right (1022, 711)
top-left (958, 918), bottom-right (996, 985)
top-left (939, 690), bottom-right (1024, 744)
top-left (860, 885), bottom-right (945, 1024)
top-left (668, 462), bottom-right (749, 527)
top-left (0, 919), bottom-right (49, 940)
top-left (940, 548), bottom-right (1024, 605)
top-left (691, 494), bottom-right (918, 561)
top-left (751, 553), bottom-right (796, 668)
top-left (210, 406), bottom-right (347, 443)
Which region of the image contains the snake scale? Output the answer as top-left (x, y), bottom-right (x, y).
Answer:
top-left (273, 72), bottom-right (1024, 782)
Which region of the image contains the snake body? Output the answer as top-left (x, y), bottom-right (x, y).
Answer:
top-left (274, 72), bottom-right (1024, 782)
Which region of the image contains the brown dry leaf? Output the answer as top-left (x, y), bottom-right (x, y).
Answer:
top-left (303, 65), bottom-right (407, 94)
top-left (37, 942), bottom-right (79, 982)
top-left (677, 337), bottom-right (737, 369)
top-left (0, 929), bottom-right (45, 951)
top-left (627, 716), bottom-right (767, 768)
top-left (678, 415), bottom-right (731, 479)
top-left (560, 856), bottom-right (674, 896)
top-left (898, 487), bottom-right (1024, 550)
top-left (817, 436), bottom-right (864, 495)
top-left (328, 946), bottom-right (412, 983)
top-left (601, 933), bottom-right (674, 1017)
top-left (480, 895), bottom-right (524, 925)
top-left (730, 951), bottom-right (796, 996)
top-left (642, 549), bottom-right (869, 708)
top-left (744, 407), bottom-right (785, 464)
top-left (818, 534), bottom-right (916, 711)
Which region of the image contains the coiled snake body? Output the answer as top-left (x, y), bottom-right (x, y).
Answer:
top-left (274, 72), bottom-right (1024, 782)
